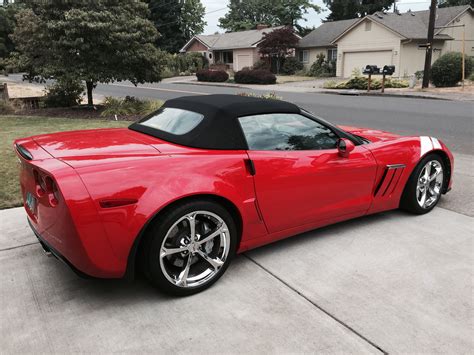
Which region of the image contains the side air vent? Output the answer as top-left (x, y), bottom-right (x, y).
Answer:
top-left (16, 144), bottom-right (33, 160)
top-left (374, 164), bottom-right (405, 197)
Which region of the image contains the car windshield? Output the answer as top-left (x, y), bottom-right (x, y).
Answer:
top-left (138, 108), bottom-right (204, 135)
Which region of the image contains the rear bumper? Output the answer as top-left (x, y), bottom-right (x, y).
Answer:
top-left (28, 218), bottom-right (93, 279)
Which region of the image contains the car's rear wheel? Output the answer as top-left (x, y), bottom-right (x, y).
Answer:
top-left (401, 154), bottom-right (445, 214)
top-left (141, 200), bottom-right (237, 296)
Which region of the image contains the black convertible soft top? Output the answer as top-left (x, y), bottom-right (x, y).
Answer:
top-left (129, 94), bottom-right (301, 150)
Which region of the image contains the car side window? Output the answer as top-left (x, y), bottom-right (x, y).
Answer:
top-left (238, 113), bottom-right (338, 151)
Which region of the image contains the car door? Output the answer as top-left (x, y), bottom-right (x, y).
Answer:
top-left (238, 112), bottom-right (377, 234)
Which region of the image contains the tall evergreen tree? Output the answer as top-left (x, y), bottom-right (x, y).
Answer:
top-left (147, 0), bottom-right (206, 53)
top-left (219, 0), bottom-right (321, 33)
top-left (323, 0), bottom-right (394, 21)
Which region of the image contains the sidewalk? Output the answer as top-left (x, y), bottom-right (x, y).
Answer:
top-left (168, 76), bottom-right (474, 101)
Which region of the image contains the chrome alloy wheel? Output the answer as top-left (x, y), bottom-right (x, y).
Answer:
top-left (416, 160), bottom-right (443, 209)
top-left (159, 211), bottom-right (230, 288)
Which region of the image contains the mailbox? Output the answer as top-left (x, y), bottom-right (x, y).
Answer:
top-left (363, 65), bottom-right (380, 75)
top-left (382, 65), bottom-right (395, 75)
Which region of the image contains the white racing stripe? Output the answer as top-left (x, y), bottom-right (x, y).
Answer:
top-left (420, 136), bottom-right (433, 158)
top-left (431, 137), bottom-right (442, 150)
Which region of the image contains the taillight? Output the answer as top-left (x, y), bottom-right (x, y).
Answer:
top-left (33, 169), bottom-right (61, 206)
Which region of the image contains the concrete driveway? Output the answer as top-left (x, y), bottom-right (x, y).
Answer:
top-left (1, 154), bottom-right (472, 353)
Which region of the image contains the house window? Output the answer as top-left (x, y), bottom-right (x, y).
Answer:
top-left (365, 21), bottom-right (372, 31)
top-left (298, 50), bottom-right (309, 63)
top-left (327, 49), bottom-right (337, 62)
top-left (216, 51), bottom-right (233, 64)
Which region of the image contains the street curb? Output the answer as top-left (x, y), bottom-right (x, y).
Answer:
top-left (172, 81), bottom-right (243, 89)
top-left (320, 90), bottom-right (454, 101)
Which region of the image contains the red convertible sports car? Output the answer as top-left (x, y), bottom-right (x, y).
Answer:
top-left (15, 94), bottom-right (453, 295)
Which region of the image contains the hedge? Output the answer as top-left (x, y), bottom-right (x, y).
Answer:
top-left (234, 69), bottom-right (276, 84)
top-left (196, 69), bottom-right (229, 82)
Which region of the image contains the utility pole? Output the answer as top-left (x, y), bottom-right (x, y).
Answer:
top-left (422, 0), bottom-right (437, 89)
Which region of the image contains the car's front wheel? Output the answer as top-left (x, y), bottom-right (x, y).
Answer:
top-left (401, 154), bottom-right (445, 214)
top-left (141, 200), bottom-right (237, 296)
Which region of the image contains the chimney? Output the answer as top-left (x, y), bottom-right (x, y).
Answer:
top-left (256, 24), bottom-right (269, 30)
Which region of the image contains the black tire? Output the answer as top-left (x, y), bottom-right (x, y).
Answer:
top-left (140, 200), bottom-right (237, 296)
top-left (400, 153), bottom-right (445, 215)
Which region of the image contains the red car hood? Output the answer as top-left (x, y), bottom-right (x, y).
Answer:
top-left (31, 128), bottom-right (161, 165)
top-left (338, 125), bottom-right (401, 142)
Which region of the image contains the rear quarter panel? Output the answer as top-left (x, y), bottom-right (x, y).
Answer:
top-left (75, 151), bottom-right (267, 268)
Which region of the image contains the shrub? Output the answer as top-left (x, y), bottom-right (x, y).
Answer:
top-left (234, 69), bottom-right (276, 84)
top-left (385, 79), bottom-right (409, 88)
top-left (431, 52), bottom-right (473, 87)
top-left (196, 69), bottom-right (229, 82)
top-left (325, 77), bottom-right (409, 90)
top-left (253, 59), bottom-right (270, 70)
top-left (101, 96), bottom-right (163, 117)
top-left (164, 52), bottom-right (207, 78)
top-left (0, 99), bottom-right (14, 114)
top-left (281, 57), bottom-right (303, 75)
top-left (309, 53), bottom-right (336, 77)
top-left (43, 77), bottom-right (84, 107)
top-left (237, 92), bottom-right (282, 100)
top-left (469, 72), bottom-right (474, 81)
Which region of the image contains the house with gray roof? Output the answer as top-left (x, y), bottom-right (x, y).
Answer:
top-left (298, 5), bottom-right (473, 78)
top-left (180, 25), bottom-right (300, 72)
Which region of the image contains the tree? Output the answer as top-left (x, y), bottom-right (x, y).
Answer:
top-left (323, 0), bottom-right (394, 21)
top-left (0, 2), bottom-right (20, 67)
top-left (11, 0), bottom-right (165, 106)
top-left (147, 0), bottom-right (206, 53)
top-left (219, 0), bottom-right (321, 33)
top-left (439, 0), bottom-right (474, 7)
top-left (258, 26), bottom-right (299, 74)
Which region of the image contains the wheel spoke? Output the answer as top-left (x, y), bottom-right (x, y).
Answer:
top-left (419, 189), bottom-right (427, 207)
top-left (424, 162), bottom-right (432, 180)
top-left (176, 253), bottom-right (193, 287)
top-left (185, 214), bottom-right (197, 240)
top-left (197, 250), bottom-right (224, 270)
top-left (197, 223), bottom-right (226, 245)
top-left (161, 246), bottom-right (187, 258)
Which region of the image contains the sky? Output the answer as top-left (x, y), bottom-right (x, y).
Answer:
top-left (202, 0), bottom-right (433, 34)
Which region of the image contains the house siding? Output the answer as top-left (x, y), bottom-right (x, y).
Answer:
top-left (399, 41), bottom-right (443, 77)
top-left (439, 11), bottom-right (474, 55)
top-left (335, 19), bottom-right (402, 77)
top-left (187, 39), bottom-right (209, 52)
top-left (233, 48), bottom-right (260, 71)
top-left (300, 48), bottom-right (328, 69)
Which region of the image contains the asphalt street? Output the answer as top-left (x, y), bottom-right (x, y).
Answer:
top-left (1, 76), bottom-right (473, 353)
top-left (92, 80), bottom-right (474, 155)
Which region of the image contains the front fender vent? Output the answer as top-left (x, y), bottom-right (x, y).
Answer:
top-left (374, 164), bottom-right (405, 197)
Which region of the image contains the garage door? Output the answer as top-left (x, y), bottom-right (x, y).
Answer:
top-left (236, 55), bottom-right (252, 71)
top-left (343, 51), bottom-right (393, 78)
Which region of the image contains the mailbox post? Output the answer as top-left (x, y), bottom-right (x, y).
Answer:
top-left (381, 65), bottom-right (395, 93)
top-left (363, 65), bottom-right (380, 92)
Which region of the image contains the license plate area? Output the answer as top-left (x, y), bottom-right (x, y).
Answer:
top-left (26, 192), bottom-right (37, 215)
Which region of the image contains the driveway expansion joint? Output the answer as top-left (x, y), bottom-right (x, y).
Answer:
top-left (0, 241), bottom-right (39, 252)
top-left (243, 253), bottom-right (389, 355)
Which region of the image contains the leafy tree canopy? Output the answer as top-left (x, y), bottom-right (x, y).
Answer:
top-left (219, 0), bottom-right (321, 33)
top-left (0, 2), bottom-right (21, 62)
top-left (258, 26), bottom-right (300, 73)
top-left (439, 0), bottom-right (474, 7)
top-left (146, 0), bottom-right (206, 53)
top-left (323, 0), bottom-right (394, 21)
top-left (11, 0), bottom-right (166, 105)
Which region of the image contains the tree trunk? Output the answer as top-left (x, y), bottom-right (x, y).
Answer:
top-left (86, 80), bottom-right (94, 106)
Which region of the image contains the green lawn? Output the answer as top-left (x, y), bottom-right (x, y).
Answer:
top-left (0, 116), bottom-right (129, 209)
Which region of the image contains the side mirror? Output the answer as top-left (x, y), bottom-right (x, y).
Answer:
top-left (337, 138), bottom-right (355, 158)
